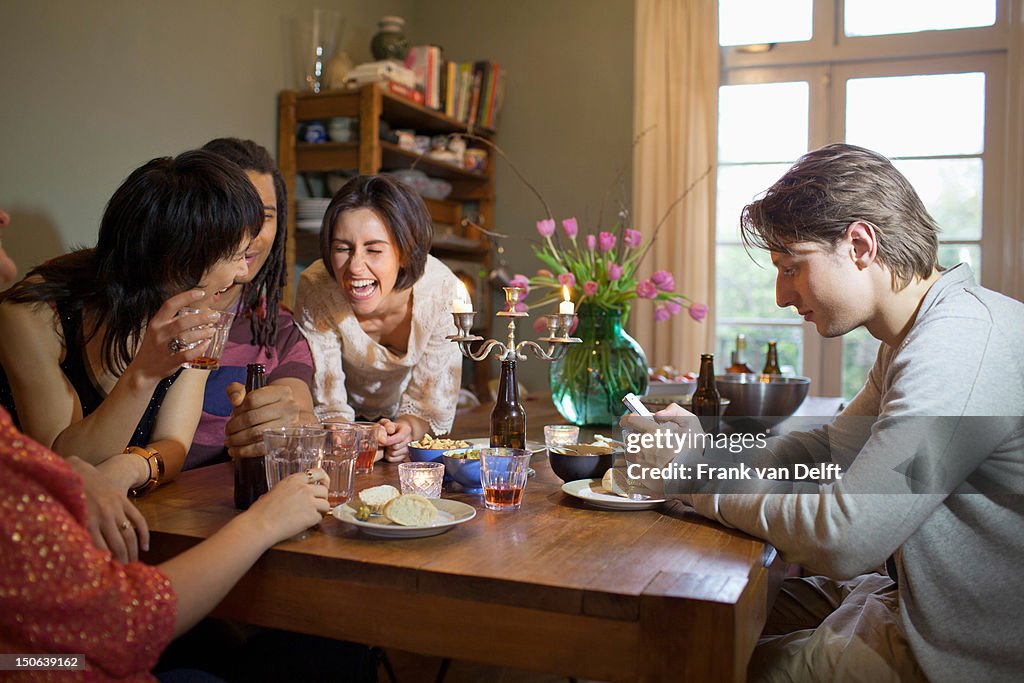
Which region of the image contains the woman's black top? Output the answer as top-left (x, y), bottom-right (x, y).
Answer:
top-left (0, 299), bottom-right (179, 447)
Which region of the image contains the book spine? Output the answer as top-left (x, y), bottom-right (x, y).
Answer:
top-left (386, 80), bottom-right (424, 105)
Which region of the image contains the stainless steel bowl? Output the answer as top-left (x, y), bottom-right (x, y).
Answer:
top-left (715, 374), bottom-right (810, 429)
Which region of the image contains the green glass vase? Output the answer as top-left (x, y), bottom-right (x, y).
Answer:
top-left (550, 305), bottom-right (649, 426)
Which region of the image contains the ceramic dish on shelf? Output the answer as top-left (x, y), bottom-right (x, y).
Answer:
top-left (332, 498), bottom-right (476, 538)
top-left (560, 478), bottom-right (665, 511)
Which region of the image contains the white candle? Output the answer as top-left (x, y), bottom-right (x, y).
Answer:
top-left (559, 285), bottom-right (574, 315)
top-left (452, 281), bottom-right (473, 314)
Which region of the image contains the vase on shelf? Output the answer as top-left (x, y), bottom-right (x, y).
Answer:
top-left (370, 16), bottom-right (409, 61)
top-left (550, 305), bottom-right (649, 426)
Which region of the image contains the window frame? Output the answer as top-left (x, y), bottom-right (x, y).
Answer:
top-left (716, 0), bottom-right (1014, 397)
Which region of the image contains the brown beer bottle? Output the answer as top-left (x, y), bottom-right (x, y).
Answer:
top-left (691, 353), bottom-right (721, 435)
top-left (726, 334), bottom-right (754, 373)
top-left (762, 340), bottom-right (781, 375)
top-left (234, 363), bottom-right (269, 510)
top-left (490, 359), bottom-right (526, 449)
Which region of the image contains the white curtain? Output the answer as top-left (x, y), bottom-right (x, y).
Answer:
top-left (631, 0), bottom-right (719, 373)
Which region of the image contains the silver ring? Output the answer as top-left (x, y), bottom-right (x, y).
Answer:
top-left (120, 520), bottom-right (133, 531)
top-left (168, 337), bottom-right (184, 354)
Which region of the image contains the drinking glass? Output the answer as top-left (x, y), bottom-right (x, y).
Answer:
top-left (320, 421), bottom-right (359, 508)
top-left (178, 308), bottom-right (235, 370)
top-left (398, 461), bottom-right (444, 498)
top-left (544, 425), bottom-right (580, 450)
top-left (351, 421), bottom-right (381, 475)
top-left (262, 427), bottom-right (327, 489)
top-left (479, 448), bottom-right (531, 511)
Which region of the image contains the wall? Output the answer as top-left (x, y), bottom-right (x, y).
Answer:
top-left (0, 0), bottom-right (635, 392)
top-left (412, 0), bottom-right (636, 390)
top-left (0, 0), bottom-right (415, 285)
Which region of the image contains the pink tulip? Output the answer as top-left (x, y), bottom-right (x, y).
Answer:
top-left (509, 273), bottom-right (530, 294)
top-left (561, 217), bottom-right (579, 238)
top-left (533, 317), bottom-right (549, 334)
top-left (537, 268), bottom-right (553, 279)
top-left (568, 315), bottom-right (579, 335)
top-left (688, 303), bottom-right (708, 322)
top-left (558, 272), bottom-right (576, 288)
top-left (624, 229), bottom-right (643, 248)
top-left (583, 280), bottom-right (599, 297)
top-left (654, 306), bottom-right (672, 323)
top-left (598, 231), bottom-right (616, 252)
top-left (636, 279), bottom-right (657, 299)
top-left (514, 301), bottom-right (528, 313)
top-left (608, 263), bottom-right (624, 281)
top-left (651, 270), bottom-right (675, 292)
top-left (536, 218), bottom-right (556, 237)
top-left (665, 299), bottom-right (683, 316)
top-left (586, 235), bottom-right (597, 250)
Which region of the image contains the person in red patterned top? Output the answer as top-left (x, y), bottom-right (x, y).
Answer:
top-left (1, 203), bottom-right (332, 680)
top-left (0, 405), bottom-right (329, 680)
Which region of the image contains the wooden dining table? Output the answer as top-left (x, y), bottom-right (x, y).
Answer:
top-left (137, 395), bottom-right (796, 682)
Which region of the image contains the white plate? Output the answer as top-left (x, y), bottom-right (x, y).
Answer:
top-left (332, 498), bottom-right (476, 538)
top-left (560, 479), bottom-right (666, 511)
top-left (466, 437), bottom-right (546, 455)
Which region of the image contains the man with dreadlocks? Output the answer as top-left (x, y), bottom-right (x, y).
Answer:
top-left (184, 138), bottom-right (317, 469)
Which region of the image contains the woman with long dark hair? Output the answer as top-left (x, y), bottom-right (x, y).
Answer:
top-left (0, 150), bottom-right (261, 498)
top-left (186, 138), bottom-right (316, 470)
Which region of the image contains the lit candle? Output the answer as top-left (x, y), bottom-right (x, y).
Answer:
top-left (452, 280), bottom-right (473, 314)
top-left (559, 285), bottom-right (574, 315)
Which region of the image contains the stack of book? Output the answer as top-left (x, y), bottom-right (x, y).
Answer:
top-left (344, 60), bottom-right (422, 103)
top-left (405, 46), bottom-right (507, 131)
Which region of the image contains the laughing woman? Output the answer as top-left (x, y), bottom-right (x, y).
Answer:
top-left (188, 138), bottom-right (317, 470)
top-left (295, 175), bottom-right (462, 461)
top-left (0, 150), bottom-right (261, 494)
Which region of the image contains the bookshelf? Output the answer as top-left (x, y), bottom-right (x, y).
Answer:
top-left (277, 82), bottom-right (496, 395)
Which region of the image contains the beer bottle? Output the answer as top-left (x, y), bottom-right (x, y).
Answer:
top-left (726, 334), bottom-right (754, 374)
top-left (691, 353), bottom-right (721, 435)
top-left (234, 363), bottom-right (269, 510)
top-left (490, 359), bottom-right (526, 449)
top-left (762, 340), bottom-right (781, 375)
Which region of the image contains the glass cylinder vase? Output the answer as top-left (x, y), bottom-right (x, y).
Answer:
top-left (550, 305), bottom-right (649, 426)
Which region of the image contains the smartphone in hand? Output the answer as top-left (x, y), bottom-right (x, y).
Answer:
top-left (621, 392), bottom-right (653, 417)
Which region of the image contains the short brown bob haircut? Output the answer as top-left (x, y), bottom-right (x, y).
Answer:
top-left (740, 143), bottom-right (941, 289)
top-left (319, 175), bottom-right (433, 291)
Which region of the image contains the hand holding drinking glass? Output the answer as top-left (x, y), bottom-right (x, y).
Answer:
top-left (126, 289), bottom-right (221, 384)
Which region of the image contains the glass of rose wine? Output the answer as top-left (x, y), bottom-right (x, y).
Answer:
top-left (479, 448), bottom-right (531, 511)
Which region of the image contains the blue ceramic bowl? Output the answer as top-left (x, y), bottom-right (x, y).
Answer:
top-left (442, 449), bottom-right (483, 494)
top-left (408, 445), bottom-right (449, 463)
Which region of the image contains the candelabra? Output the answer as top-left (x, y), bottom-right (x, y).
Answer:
top-left (447, 287), bottom-right (580, 362)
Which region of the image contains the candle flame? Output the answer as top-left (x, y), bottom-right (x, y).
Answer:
top-left (459, 279), bottom-right (471, 303)
top-left (562, 284), bottom-right (570, 302)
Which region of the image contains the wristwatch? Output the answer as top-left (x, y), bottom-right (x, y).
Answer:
top-left (124, 445), bottom-right (164, 497)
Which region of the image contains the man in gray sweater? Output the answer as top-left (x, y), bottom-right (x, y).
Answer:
top-left (624, 144), bottom-right (1024, 682)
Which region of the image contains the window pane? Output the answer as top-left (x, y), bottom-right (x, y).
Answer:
top-left (719, 82), bottom-right (809, 163)
top-left (716, 324), bottom-right (803, 376)
top-left (841, 327), bottom-right (881, 400)
top-left (846, 73), bottom-right (985, 157)
top-left (892, 158), bottom-right (982, 240)
top-left (845, 0), bottom-right (996, 37)
top-left (719, 0), bottom-right (813, 47)
top-left (716, 163), bottom-right (794, 239)
top-left (937, 243), bottom-right (980, 272)
top-left (716, 244), bottom-right (793, 320)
